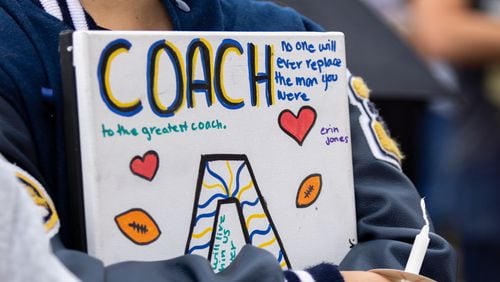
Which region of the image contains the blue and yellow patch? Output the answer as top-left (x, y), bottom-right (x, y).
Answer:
top-left (15, 170), bottom-right (60, 237)
top-left (348, 76), bottom-right (403, 169)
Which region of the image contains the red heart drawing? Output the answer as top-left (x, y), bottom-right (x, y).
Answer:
top-left (130, 150), bottom-right (159, 181)
top-left (278, 106), bottom-right (317, 146)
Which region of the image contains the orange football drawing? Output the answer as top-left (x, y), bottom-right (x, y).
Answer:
top-left (296, 174), bottom-right (322, 208)
top-left (114, 208), bottom-right (161, 245)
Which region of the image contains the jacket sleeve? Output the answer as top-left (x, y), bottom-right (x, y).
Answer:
top-left (340, 75), bottom-right (456, 282)
top-left (50, 235), bottom-right (286, 282)
top-left (0, 154), bottom-right (78, 282)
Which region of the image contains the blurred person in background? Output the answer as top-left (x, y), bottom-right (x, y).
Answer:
top-left (362, 0), bottom-right (500, 281)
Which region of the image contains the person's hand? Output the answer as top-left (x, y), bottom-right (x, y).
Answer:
top-left (341, 271), bottom-right (392, 282)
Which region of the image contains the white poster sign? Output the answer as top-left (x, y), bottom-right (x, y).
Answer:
top-left (69, 31), bottom-right (356, 271)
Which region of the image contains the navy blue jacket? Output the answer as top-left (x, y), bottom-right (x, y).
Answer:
top-left (0, 0), bottom-right (455, 281)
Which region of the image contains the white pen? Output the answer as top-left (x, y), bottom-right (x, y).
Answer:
top-left (404, 198), bottom-right (431, 274)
